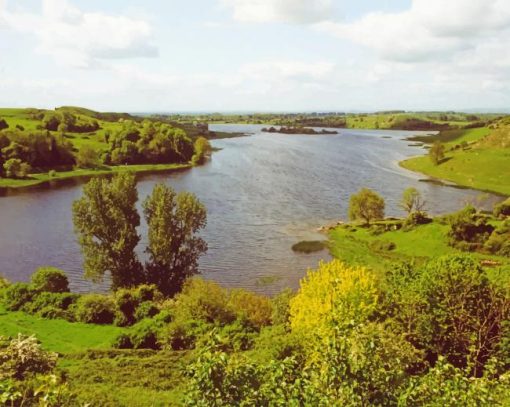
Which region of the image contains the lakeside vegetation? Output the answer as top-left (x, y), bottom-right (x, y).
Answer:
top-left (1, 178), bottom-right (510, 405)
top-left (400, 122), bottom-right (510, 195)
top-left (0, 107), bottom-right (214, 189)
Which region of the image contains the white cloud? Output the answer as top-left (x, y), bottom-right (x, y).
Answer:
top-left (319, 0), bottom-right (510, 63)
top-left (221, 0), bottom-right (334, 24)
top-left (0, 0), bottom-right (158, 68)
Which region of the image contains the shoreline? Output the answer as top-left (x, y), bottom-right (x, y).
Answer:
top-left (398, 156), bottom-right (509, 198)
top-left (0, 163), bottom-right (193, 194)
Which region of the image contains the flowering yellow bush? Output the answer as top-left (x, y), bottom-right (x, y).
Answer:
top-left (289, 260), bottom-right (379, 336)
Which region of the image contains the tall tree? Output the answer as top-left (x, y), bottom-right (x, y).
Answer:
top-left (429, 141), bottom-right (445, 165)
top-left (348, 188), bottom-right (385, 225)
top-left (143, 184), bottom-right (207, 297)
top-left (400, 187), bottom-right (426, 215)
top-left (72, 173), bottom-right (142, 289)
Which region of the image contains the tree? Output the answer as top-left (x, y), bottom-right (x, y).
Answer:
top-left (192, 137), bottom-right (212, 165)
top-left (75, 145), bottom-right (100, 168)
top-left (429, 141), bottom-right (445, 165)
top-left (72, 173), bottom-right (143, 289)
top-left (400, 187), bottom-right (426, 215)
top-left (143, 184), bottom-right (207, 297)
top-left (0, 118), bottom-right (8, 131)
top-left (3, 158), bottom-right (31, 179)
top-left (31, 266), bottom-right (69, 293)
top-left (348, 188), bottom-right (385, 225)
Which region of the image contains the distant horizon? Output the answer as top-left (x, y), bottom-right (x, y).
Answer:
top-left (1, 1), bottom-right (510, 111)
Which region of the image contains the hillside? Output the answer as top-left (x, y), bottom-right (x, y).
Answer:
top-left (400, 123), bottom-right (510, 196)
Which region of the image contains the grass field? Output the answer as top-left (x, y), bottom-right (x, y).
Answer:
top-left (400, 126), bottom-right (510, 196)
top-left (0, 303), bottom-right (188, 405)
top-left (328, 220), bottom-right (510, 274)
top-left (0, 304), bottom-right (122, 353)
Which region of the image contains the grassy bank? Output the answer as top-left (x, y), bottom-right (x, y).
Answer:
top-left (328, 219), bottom-right (510, 274)
top-left (400, 126), bottom-right (510, 196)
top-left (0, 163), bottom-right (192, 189)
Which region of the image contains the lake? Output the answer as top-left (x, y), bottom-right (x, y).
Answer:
top-left (0, 124), bottom-right (503, 294)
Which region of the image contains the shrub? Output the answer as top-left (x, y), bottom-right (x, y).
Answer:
top-left (228, 289), bottom-right (272, 330)
top-left (0, 275), bottom-right (9, 290)
top-left (128, 319), bottom-right (162, 350)
top-left (173, 278), bottom-right (235, 325)
top-left (369, 239), bottom-right (396, 251)
top-left (447, 205), bottom-right (494, 250)
top-left (165, 319), bottom-right (211, 350)
top-left (0, 335), bottom-right (57, 380)
top-left (215, 320), bottom-right (258, 352)
top-left (75, 294), bottom-right (116, 324)
top-left (271, 288), bottom-right (294, 326)
top-left (24, 292), bottom-right (79, 316)
top-left (135, 301), bottom-right (160, 321)
top-left (494, 198), bottom-right (510, 218)
top-left (31, 266), bottom-right (69, 293)
top-left (113, 333), bottom-right (133, 349)
top-left (2, 282), bottom-right (37, 311)
top-left (114, 288), bottom-right (138, 326)
top-left (484, 220), bottom-right (510, 257)
top-left (403, 211), bottom-right (432, 229)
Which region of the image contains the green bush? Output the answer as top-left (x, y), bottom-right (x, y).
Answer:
top-left (128, 319), bottom-right (162, 350)
top-left (0, 334), bottom-right (57, 380)
top-left (2, 283), bottom-right (38, 311)
top-left (165, 319), bottom-right (210, 350)
top-left (484, 220), bottom-right (510, 257)
top-left (228, 289), bottom-right (272, 330)
top-left (24, 292), bottom-right (79, 318)
top-left (113, 333), bottom-right (133, 349)
top-left (494, 198), bottom-right (510, 218)
top-left (447, 205), bottom-right (494, 251)
top-left (75, 294), bottom-right (116, 324)
top-left (135, 301), bottom-right (160, 321)
top-left (369, 240), bottom-right (396, 251)
top-left (173, 278), bottom-right (235, 325)
top-left (31, 267), bottom-right (69, 293)
top-left (271, 288), bottom-right (294, 326)
top-left (403, 211), bottom-right (432, 229)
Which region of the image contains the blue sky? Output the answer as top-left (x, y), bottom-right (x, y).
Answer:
top-left (1, 0), bottom-right (509, 112)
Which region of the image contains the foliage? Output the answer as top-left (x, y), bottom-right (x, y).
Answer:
top-left (403, 210), bottom-right (432, 229)
top-left (3, 283), bottom-right (38, 311)
top-left (72, 172), bottom-right (143, 289)
top-left (107, 120), bottom-right (193, 165)
top-left (192, 136), bottom-right (212, 165)
top-left (447, 205), bottom-right (494, 251)
top-left (494, 198), bottom-right (510, 218)
top-left (227, 289), bottom-right (272, 330)
top-left (400, 187), bottom-right (426, 215)
top-left (31, 266), bottom-right (69, 293)
top-left (0, 334), bottom-right (57, 380)
top-left (143, 183), bottom-right (208, 297)
top-left (399, 357), bottom-right (510, 406)
top-left (75, 294), bottom-right (116, 325)
top-left (289, 260), bottom-right (379, 341)
top-left (75, 145), bottom-right (100, 168)
top-left (348, 187), bottom-right (385, 225)
top-left (270, 288), bottom-right (294, 326)
top-left (172, 278), bottom-right (234, 325)
top-left (3, 158), bottom-right (31, 179)
top-left (484, 220), bottom-right (510, 257)
top-left (429, 140), bottom-right (445, 165)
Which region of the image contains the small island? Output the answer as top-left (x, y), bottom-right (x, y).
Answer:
top-left (262, 126), bottom-right (338, 135)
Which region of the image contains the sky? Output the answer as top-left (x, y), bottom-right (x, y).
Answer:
top-left (0, 0), bottom-right (510, 112)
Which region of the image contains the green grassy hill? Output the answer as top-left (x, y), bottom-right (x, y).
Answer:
top-left (400, 125), bottom-right (510, 195)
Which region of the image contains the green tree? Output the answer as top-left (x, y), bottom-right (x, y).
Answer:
top-left (348, 188), bottom-right (385, 225)
top-left (3, 158), bottom-right (31, 179)
top-left (192, 137), bottom-right (212, 165)
top-left (400, 187), bottom-right (426, 215)
top-left (75, 145), bottom-right (100, 168)
top-left (31, 266), bottom-right (69, 293)
top-left (72, 173), bottom-right (143, 289)
top-left (143, 184), bottom-right (207, 297)
top-left (429, 141), bottom-right (445, 165)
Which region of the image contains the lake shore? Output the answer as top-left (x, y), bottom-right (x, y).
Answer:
top-left (0, 163), bottom-right (192, 192)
